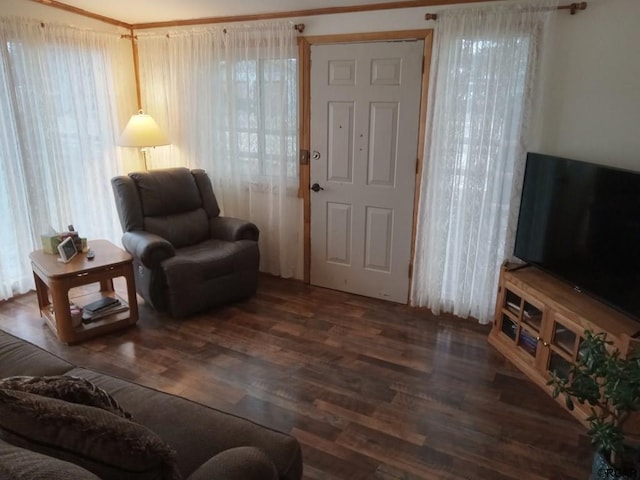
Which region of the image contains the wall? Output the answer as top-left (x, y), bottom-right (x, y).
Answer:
top-left (533, 0), bottom-right (639, 170)
top-left (0, 0), bottom-right (127, 30)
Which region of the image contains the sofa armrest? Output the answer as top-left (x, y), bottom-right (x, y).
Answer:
top-left (186, 447), bottom-right (277, 480)
top-left (122, 231), bottom-right (175, 269)
top-left (209, 217), bottom-right (259, 242)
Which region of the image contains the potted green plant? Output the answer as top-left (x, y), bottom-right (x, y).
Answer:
top-left (548, 330), bottom-right (640, 479)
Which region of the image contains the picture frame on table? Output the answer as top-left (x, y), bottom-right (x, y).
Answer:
top-left (57, 237), bottom-right (78, 263)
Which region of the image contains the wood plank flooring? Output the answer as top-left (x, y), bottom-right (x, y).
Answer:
top-left (0, 275), bottom-right (592, 479)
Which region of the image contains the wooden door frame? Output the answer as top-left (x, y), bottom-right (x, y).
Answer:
top-left (298, 29), bottom-right (433, 294)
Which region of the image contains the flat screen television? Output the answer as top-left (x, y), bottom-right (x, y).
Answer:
top-left (514, 152), bottom-right (640, 321)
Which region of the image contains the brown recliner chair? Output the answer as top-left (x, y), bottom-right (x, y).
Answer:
top-left (110, 167), bottom-right (259, 317)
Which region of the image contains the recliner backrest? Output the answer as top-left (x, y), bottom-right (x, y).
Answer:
top-left (114, 167), bottom-right (222, 249)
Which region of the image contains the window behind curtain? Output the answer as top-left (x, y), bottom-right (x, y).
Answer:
top-left (410, 2), bottom-right (557, 323)
top-left (0, 19), bottom-right (135, 300)
top-left (227, 58), bottom-right (298, 179)
top-left (137, 23), bottom-right (301, 278)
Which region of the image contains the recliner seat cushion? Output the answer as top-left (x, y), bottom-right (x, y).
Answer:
top-left (160, 239), bottom-right (260, 316)
top-left (162, 240), bottom-right (258, 284)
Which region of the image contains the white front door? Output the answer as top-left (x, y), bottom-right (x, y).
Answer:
top-left (310, 41), bottom-right (423, 303)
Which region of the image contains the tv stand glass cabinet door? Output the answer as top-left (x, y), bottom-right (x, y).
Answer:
top-left (496, 283), bottom-right (545, 369)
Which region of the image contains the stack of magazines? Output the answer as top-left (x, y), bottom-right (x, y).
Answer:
top-left (81, 297), bottom-right (128, 323)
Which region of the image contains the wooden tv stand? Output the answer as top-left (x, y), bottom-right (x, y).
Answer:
top-left (488, 263), bottom-right (640, 430)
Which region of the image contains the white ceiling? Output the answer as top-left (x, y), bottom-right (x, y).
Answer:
top-left (61, 0), bottom-right (415, 25)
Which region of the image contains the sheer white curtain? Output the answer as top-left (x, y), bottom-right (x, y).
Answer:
top-left (0, 17), bottom-right (137, 300)
top-left (137, 22), bottom-right (300, 277)
top-left (411, 1), bottom-right (557, 323)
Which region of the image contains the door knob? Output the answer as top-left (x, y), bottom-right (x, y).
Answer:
top-left (311, 183), bottom-right (324, 192)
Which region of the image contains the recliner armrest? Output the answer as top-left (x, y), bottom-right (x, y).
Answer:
top-left (209, 217), bottom-right (259, 242)
top-left (122, 231), bottom-right (175, 269)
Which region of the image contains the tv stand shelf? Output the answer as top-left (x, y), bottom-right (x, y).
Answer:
top-left (489, 263), bottom-right (640, 429)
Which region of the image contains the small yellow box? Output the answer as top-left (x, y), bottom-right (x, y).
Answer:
top-left (41, 234), bottom-right (61, 254)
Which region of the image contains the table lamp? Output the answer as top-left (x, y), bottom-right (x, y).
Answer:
top-left (119, 110), bottom-right (169, 170)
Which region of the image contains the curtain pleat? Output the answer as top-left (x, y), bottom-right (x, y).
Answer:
top-left (136, 22), bottom-right (301, 278)
top-left (0, 18), bottom-right (137, 300)
top-left (411, 1), bottom-right (558, 323)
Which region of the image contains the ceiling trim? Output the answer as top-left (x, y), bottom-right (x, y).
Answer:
top-left (29, 0), bottom-right (501, 31)
top-left (131, 0), bottom-right (493, 29)
top-left (28, 0), bottom-right (133, 28)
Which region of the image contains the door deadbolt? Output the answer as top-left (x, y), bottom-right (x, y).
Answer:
top-left (311, 183), bottom-right (324, 192)
top-left (312, 151), bottom-right (321, 160)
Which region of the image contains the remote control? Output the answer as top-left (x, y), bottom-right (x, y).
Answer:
top-left (86, 250), bottom-right (95, 260)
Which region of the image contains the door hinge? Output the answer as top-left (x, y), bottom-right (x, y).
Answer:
top-left (408, 263), bottom-right (413, 278)
top-left (300, 149), bottom-right (310, 165)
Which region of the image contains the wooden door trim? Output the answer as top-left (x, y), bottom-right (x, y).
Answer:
top-left (298, 36), bottom-right (312, 283)
top-left (300, 29), bottom-right (433, 295)
top-left (410, 30), bottom-right (433, 300)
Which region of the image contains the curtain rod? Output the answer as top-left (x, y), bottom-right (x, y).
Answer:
top-left (425, 2), bottom-right (587, 20)
top-left (222, 23), bottom-right (305, 34)
top-left (121, 23), bottom-right (304, 39)
top-left (219, 24), bottom-right (307, 33)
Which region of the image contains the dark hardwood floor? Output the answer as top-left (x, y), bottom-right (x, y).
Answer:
top-left (0, 275), bottom-right (592, 479)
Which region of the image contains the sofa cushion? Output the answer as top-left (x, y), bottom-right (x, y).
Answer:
top-left (0, 438), bottom-right (100, 480)
top-left (0, 375), bottom-right (132, 419)
top-left (0, 331), bottom-right (73, 378)
top-left (0, 389), bottom-right (181, 480)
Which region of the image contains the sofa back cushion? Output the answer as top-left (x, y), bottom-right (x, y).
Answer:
top-left (0, 330), bottom-right (73, 378)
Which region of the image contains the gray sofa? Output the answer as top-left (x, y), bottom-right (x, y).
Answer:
top-left (0, 329), bottom-right (303, 479)
top-left (111, 168), bottom-right (260, 317)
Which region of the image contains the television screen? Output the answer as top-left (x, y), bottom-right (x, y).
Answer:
top-left (514, 153), bottom-right (640, 320)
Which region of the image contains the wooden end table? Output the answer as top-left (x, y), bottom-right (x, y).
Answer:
top-left (29, 239), bottom-right (138, 344)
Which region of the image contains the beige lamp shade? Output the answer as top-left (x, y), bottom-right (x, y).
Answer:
top-left (119, 110), bottom-right (169, 147)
